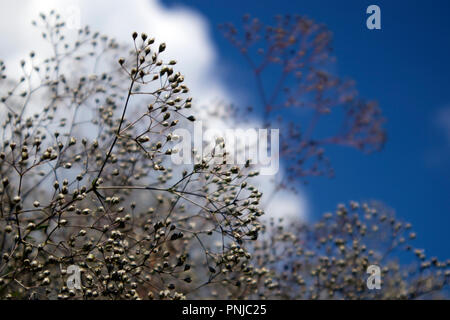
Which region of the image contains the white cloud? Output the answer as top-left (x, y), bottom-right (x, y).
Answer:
top-left (264, 189), bottom-right (307, 225)
top-left (0, 0), bottom-right (307, 222)
top-left (1, 0), bottom-right (224, 101)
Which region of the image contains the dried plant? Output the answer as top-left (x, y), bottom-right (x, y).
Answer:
top-left (0, 12), bottom-right (447, 301)
top-left (0, 11), bottom-right (262, 300)
top-left (219, 202), bottom-right (449, 300)
top-left (220, 15), bottom-right (386, 185)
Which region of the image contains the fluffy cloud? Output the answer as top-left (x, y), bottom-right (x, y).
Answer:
top-left (0, 0), bottom-right (307, 222)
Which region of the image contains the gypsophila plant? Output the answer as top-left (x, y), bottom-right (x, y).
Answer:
top-left (220, 15), bottom-right (386, 187)
top-left (0, 11), bottom-right (263, 300)
top-left (215, 15), bottom-right (448, 300)
top-left (0, 11), bottom-right (448, 301)
top-left (229, 202), bottom-right (449, 300)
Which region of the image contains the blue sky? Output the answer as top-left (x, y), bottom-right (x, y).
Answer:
top-left (162, 0), bottom-right (450, 259)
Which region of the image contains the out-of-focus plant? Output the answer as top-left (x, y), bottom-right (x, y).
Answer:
top-left (0, 11), bottom-right (262, 300)
top-left (214, 15), bottom-right (449, 300)
top-left (215, 202), bottom-right (449, 300)
top-left (220, 15), bottom-right (386, 187)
